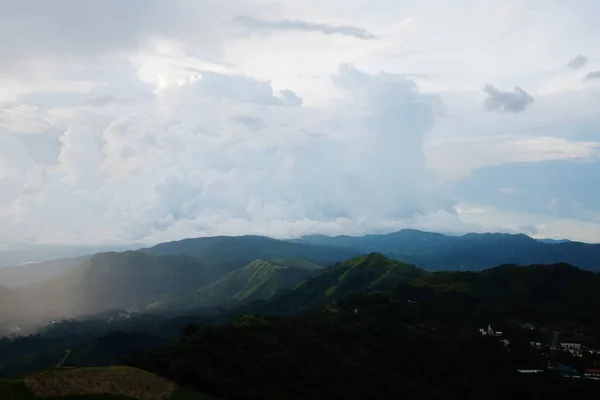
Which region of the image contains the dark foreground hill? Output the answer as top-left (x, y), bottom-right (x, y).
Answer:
top-left (292, 229), bottom-right (600, 271)
top-left (126, 269), bottom-right (600, 399)
top-left (0, 366), bottom-right (211, 399)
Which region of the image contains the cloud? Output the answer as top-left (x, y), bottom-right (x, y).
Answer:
top-left (1, 0), bottom-right (600, 245)
top-left (234, 16), bottom-right (376, 40)
top-left (427, 136), bottom-right (600, 179)
top-left (0, 63), bottom-right (457, 244)
top-left (567, 54), bottom-right (588, 69)
top-left (482, 85), bottom-right (534, 114)
top-left (0, 105), bottom-right (51, 134)
top-left (584, 71), bottom-right (600, 81)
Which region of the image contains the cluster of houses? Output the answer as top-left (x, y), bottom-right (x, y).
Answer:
top-left (478, 324), bottom-right (510, 347)
top-left (528, 341), bottom-right (600, 358)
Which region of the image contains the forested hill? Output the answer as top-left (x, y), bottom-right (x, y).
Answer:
top-left (125, 259), bottom-right (600, 400)
top-left (144, 235), bottom-right (361, 267)
top-left (292, 230), bottom-right (600, 271)
top-left (4, 255), bottom-right (600, 398)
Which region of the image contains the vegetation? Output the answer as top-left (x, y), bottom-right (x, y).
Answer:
top-left (3, 237), bottom-right (600, 399)
top-left (0, 367), bottom-right (211, 399)
top-left (149, 259), bottom-right (321, 312)
top-left (244, 253), bottom-right (425, 315)
top-left (126, 279), bottom-right (600, 399)
top-left (293, 229), bottom-right (600, 271)
top-left (144, 235), bottom-right (360, 267)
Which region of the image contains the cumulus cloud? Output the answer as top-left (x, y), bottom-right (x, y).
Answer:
top-left (482, 85), bottom-right (534, 114)
top-left (1, 0), bottom-right (600, 245)
top-left (584, 71), bottom-right (600, 81)
top-left (0, 105), bottom-right (51, 134)
top-left (0, 61), bottom-right (457, 244)
top-left (234, 16), bottom-right (376, 40)
top-left (567, 54), bottom-right (588, 69)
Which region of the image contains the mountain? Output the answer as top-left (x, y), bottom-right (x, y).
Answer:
top-left (292, 230), bottom-right (600, 271)
top-left (5, 258), bottom-right (600, 398)
top-left (0, 237), bottom-right (359, 331)
top-left (149, 259), bottom-right (321, 312)
top-left (126, 262), bottom-right (600, 399)
top-left (537, 238), bottom-right (572, 244)
top-left (0, 257), bottom-right (86, 288)
top-left (248, 253), bottom-right (426, 314)
top-left (409, 263), bottom-right (600, 333)
top-left (0, 366), bottom-right (211, 399)
top-left (145, 235), bottom-right (360, 272)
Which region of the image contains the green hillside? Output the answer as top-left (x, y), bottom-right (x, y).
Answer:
top-left (149, 259), bottom-right (321, 312)
top-left (0, 366), bottom-right (211, 399)
top-left (126, 266), bottom-right (600, 399)
top-left (249, 253), bottom-right (426, 314)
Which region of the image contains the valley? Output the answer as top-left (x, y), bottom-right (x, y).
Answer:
top-left (1, 230), bottom-right (600, 399)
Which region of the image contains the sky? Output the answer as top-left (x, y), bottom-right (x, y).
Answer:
top-left (0, 0), bottom-right (599, 245)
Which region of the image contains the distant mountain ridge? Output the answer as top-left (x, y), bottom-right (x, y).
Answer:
top-left (2, 229), bottom-right (599, 334)
top-left (291, 229), bottom-right (600, 271)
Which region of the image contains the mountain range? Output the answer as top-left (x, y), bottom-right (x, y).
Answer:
top-left (1, 230), bottom-right (600, 334)
top-left (291, 230), bottom-right (600, 271)
top-left (3, 248), bottom-right (600, 398)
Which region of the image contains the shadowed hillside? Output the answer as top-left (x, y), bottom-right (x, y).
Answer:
top-left (145, 235), bottom-right (360, 271)
top-left (126, 262), bottom-right (600, 399)
top-left (292, 230), bottom-right (600, 271)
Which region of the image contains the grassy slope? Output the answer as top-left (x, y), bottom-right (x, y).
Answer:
top-left (248, 253), bottom-right (426, 314)
top-left (149, 259), bottom-right (321, 312)
top-left (0, 367), bottom-right (211, 400)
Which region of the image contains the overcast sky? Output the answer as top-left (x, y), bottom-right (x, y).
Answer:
top-left (0, 0), bottom-right (599, 245)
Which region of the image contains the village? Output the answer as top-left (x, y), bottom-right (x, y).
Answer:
top-left (478, 322), bottom-right (600, 380)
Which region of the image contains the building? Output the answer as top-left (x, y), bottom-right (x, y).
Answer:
top-left (561, 343), bottom-right (581, 350)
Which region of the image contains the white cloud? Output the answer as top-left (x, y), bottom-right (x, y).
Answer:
top-left (427, 135), bottom-right (600, 179)
top-left (0, 0), bottom-right (599, 245)
top-left (457, 204), bottom-right (600, 243)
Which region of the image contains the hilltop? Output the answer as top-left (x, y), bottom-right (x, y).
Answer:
top-left (246, 253), bottom-right (425, 314)
top-left (0, 366), bottom-right (210, 399)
